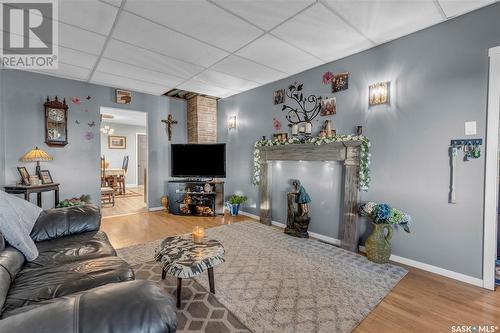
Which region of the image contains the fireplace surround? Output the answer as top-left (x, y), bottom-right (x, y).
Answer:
top-left (258, 141), bottom-right (362, 252)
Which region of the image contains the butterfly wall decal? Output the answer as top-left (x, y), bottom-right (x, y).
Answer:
top-left (71, 97), bottom-right (82, 104)
top-left (75, 120), bottom-right (80, 125)
top-left (88, 121), bottom-right (95, 127)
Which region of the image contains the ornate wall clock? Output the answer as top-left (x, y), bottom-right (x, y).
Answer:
top-left (44, 96), bottom-right (69, 147)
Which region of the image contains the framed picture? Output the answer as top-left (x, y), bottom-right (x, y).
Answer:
top-left (108, 135), bottom-right (127, 149)
top-left (273, 132), bottom-right (288, 141)
top-left (17, 166), bottom-right (30, 185)
top-left (320, 97), bottom-right (337, 116)
top-left (274, 89), bottom-right (285, 105)
top-left (39, 170), bottom-right (53, 184)
top-left (115, 89), bottom-right (132, 104)
top-left (332, 72), bottom-right (349, 93)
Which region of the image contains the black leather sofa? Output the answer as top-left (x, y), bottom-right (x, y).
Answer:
top-left (0, 205), bottom-right (177, 332)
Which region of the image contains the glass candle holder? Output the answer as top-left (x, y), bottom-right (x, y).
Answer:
top-left (192, 226), bottom-right (205, 244)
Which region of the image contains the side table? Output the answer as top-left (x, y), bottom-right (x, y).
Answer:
top-left (4, 183), bottom-right (60, 208)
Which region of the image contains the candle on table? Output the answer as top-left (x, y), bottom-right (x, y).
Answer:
top-left (299, 125), bottom-right (305, 133)
top-left (291, 124), bottom-right (298, 136)
top-left (192, 226), bottom-right (205, 244)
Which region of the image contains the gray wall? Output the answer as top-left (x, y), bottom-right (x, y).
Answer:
top-left (218, 3), bottom-right (500, 279)
top-left (100, 121), bottom-right (147, 186)
top-left (0, 69), bottom-right (5, 186)
top-left (1, 69), bottom-right (186, 209)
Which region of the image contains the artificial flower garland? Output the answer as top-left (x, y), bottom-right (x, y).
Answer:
top-left (252, 135), bottom-right (371, 191)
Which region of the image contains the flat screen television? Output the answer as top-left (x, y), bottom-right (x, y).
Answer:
top-left (171, 144), bottom-right (226, 178)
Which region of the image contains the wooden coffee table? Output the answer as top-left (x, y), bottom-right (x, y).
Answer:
top-left (154, 234), bottom-right (225, 308)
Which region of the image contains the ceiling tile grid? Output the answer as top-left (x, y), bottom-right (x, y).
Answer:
top-left (6, 0), bottom-right (498, 97)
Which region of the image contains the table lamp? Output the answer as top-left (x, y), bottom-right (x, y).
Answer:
top-left (20, 146), bottom-right (53, 175)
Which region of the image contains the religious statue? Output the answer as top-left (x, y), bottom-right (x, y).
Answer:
top-left (161, 114), bottom-right (178, 141)
top-left (285, 179), bottom-right (312, 238)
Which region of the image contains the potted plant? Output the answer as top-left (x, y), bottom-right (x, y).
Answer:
top-left (358, 202), bottom-right (412, 263)
top-left (56, 194), bottom-right (91, 208)
top-left (226, 195), bottom-right (247, 216)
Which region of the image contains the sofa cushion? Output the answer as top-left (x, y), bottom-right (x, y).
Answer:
top-left (0, 191), bottom-right (42, 261)
top-left (0, 232), bottom-right (5, 252)
top-left (2, 256), bottom-right (134, 313)
top-left (25, 231), bottom-right (116, 269)
top-left (0, 247), bottom-right (25, 314)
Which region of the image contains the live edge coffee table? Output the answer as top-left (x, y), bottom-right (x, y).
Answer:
top-left (154, 234), bottom-right (225, 308)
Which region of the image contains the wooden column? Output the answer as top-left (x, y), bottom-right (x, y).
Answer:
top-left (341, 145), bottom-right (360, 252)
top-left (259, 155), bottom-right (272, 225)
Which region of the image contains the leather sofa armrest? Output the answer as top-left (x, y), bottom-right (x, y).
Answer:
top-left (30, 205), bottom-right (101, 242)
top-left (0, 280), bottom-right (177, 333)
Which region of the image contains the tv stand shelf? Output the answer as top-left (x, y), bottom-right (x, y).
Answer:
top-left (167, 180), bottom-right (224, 216)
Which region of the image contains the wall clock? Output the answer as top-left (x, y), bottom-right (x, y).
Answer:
top-left (44, 96), bottom-right (68, 147)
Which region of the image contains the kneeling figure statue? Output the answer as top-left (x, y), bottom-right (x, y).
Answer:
top-left (285, 179), bottom-right (311, 238)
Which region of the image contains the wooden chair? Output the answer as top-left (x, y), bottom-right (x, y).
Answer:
top-left (117, 156), bottom-right (129, 195)
top-left (100, 155), bottom-right (115, 206)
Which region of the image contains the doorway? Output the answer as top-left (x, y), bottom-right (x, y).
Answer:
top-left (100, 107), bottom-right (148, 217)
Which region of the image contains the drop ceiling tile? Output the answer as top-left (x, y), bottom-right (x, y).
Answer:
top-left (20, 63), bottom-right (91, 81)
top-left (91, 71), bottom-right (169, 95)
top-left (192, 70), bottom-right (260, 92)
top-left (99, 0), bottom-right (123, 8)
top-left (212, 0), bottom-right (316, 31)
top-left (58, 0), bottom-right (118, 35)
top-left (211, 55), bottom-right (287, 84)
top-left (59, 47), bottom-right (98, 69)
top-left (112, 11), bottom-right (228, 67)
top-left (236, 34), bottom-right (322, 74)
top-left (59, 22), bottom-right (107, 55)
top-left (96, 58), bottom-right (184, 87)
top-left (103, 39), bottom-right (204, 79)
top-left (125, 0), bottom-right (263, 52)
top-left (437, 0), bottom-right (497, 17)
top-left (322, 0), bottom-right (444, 44)
top-left (272, 3), bottom-right (372, 62)
top-left (177, 79), bottom-right (239, 98)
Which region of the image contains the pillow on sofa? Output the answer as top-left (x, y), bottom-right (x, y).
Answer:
top-left (0, 190), bottom-right (42, 261)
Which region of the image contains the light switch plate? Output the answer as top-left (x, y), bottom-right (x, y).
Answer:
top-left (465, 121), bottom-right (477, 136)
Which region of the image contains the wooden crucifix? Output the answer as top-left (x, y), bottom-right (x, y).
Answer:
top-left (161, 114), bottom-right (178, 141)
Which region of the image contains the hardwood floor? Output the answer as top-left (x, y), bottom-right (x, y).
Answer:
top-left (101, 187), bottom-right (147, 217)
top-left (102, 212), bottom-right (500, 332)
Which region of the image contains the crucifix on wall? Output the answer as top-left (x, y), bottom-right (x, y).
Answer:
top-left (161, 114), bottom-right (178, 141)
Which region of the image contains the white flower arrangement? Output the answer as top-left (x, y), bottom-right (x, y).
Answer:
top-left (252, 135), bottom-right (371, 191)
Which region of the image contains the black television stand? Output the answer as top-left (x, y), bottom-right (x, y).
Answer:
top-left (167, 180), bottom-right (224, 216)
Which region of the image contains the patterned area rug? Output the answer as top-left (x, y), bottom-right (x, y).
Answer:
top-left (118, 221), bottom-right (408, 333)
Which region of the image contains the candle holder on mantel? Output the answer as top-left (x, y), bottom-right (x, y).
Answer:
top-left (192, 226), bottom-right (205, 244)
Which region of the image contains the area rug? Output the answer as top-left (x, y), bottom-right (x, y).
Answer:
top-left (118, 221), bottom-right (408, 333)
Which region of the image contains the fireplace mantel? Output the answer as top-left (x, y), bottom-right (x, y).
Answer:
top-left (258, 141), bottom-right (362, 252)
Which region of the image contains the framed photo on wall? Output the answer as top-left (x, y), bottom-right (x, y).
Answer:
top-left (17, 166), bottom-right (30, 185)
top-left (274, 89), bottom-right (285, 105)
top-left (115, 89), bottom-right (132, 104)
top-left (320, 97), bottom-right (337, 116)
top-left (39, 170), bottom-right (53, 184)
top-left (108, 135), bottom-right (127, 149)
top-left (332, 72), bottom-right (349, 93)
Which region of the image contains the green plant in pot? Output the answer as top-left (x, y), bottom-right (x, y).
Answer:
top-left (226, 195), bottom-right (247, 216)
top-left (358, 202), bottom-right (412, 264)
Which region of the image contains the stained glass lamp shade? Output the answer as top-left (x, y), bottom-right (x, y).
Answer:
top-left (20, 147), bottom-right (53, 174)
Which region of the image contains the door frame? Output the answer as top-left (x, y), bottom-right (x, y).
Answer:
top-left (136, 132), bottom-right (147, 204)
top-left (483, 45), bottom-right (500, 290)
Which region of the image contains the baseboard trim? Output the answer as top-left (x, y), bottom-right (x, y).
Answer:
top-left (239, 210), bottom-right (483, 287)
top-left (149, 206), bottom-right (164, 212)
top-left (358, 245), bottom-right (483, 287)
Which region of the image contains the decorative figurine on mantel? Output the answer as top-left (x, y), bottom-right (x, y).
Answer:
top-left (285, 179), bottom-right (312, 238)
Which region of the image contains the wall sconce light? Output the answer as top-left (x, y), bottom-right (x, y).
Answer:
top-left (228, 116), bottom-right (237, 129)
top-left (369, 81), bottom-right (390, 106)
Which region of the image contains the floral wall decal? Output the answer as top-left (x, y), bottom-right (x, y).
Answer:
top-left (322, 71), bottom-right (334, 85)
top-left (281, 82), bottom-right (323, 125)
top-left (71, 97), bottom-right (82, 104)
top-left (273, 118), bottom-right (282, 131)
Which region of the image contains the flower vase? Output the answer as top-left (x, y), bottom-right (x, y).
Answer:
top-left (227, 203), bottom-right (240, 216)
top-left (365, 223), bottom-right (393, 263)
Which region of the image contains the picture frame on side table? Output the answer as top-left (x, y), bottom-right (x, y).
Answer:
top-left (17, 166), bottom-right (30, 185)
top-left (39, 170), bottom-right (54, 184)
